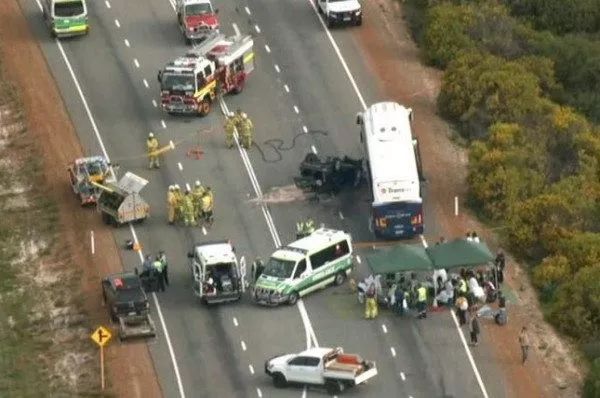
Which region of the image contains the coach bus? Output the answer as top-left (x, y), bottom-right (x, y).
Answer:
top-left (357, 102), bottom-right (424, 239)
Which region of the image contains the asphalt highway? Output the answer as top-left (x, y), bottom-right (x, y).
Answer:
top-left (20, 0), bottom-right (507, 396)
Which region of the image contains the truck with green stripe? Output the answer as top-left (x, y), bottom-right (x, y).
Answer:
top-left (253, 228), bottom-right (354, 306)
top-left (42, 0), bottom-right (89, 38)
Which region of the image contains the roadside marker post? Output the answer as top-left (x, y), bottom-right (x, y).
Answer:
top-left (454, 196), bottom-right (459, 216)
top-left (90, 326), bottom-right (112, 390)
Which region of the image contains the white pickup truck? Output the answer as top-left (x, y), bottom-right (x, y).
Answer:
top-left (265, 347), bottom-right (377, 395)
top-left (317, 0), bottom-right (362, 28)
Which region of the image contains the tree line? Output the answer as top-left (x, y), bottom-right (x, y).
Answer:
top-left (404, 1), bottom-right (600, 394)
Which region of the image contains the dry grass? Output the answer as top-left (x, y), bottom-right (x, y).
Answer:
top-left (0, 66), bottom-right (102, 397)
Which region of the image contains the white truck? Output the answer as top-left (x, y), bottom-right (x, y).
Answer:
top-left (265, 347), bottom-right (377, 395)
top-left (317, 0), bottom-right (362, 28)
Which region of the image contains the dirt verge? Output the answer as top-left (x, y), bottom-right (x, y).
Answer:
top-left (0, 1), bottom-right (163, 396)
top-left (352, 0), bottom-right (583, 397)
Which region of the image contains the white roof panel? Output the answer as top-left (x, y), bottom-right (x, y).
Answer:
top-left (361, 102), bottom-right (421, 205)
top-left (117, 172), bottom-right (148, 194)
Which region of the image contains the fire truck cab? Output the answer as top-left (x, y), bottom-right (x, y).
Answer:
top-left (176, 0), bottom-right (219, 45)
top-left (158, 32), bottom-right (255, 116)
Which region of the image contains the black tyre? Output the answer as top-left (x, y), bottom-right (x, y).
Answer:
top-left (304, 153), bottom-right (319, 163)
top-left (325, 379), bottom-right (342, 395)
top-left (272, 372), bottom-right (287, 388)
top-left (288, 291), bottom-right (299, 306)
top-left (356, 17), bottom-right (363, 26)
top-left (334, 271), bottom-right (346, 286)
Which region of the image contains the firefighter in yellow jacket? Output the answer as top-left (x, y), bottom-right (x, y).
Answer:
top-left (173, 184), bottom-right (183, 223)
top-left (182, 190), bottom-right (196, 227)
top-left (200, 187), bottom-right (214, 225)
top-left (239, 112), bottom-right (253, 149)
top-left (147, 132), bottom-right (160, 169)
top-left (224, 112), bottom-right (236, 149)
top-left (191, 180), bottom-right (206, 220)
top-left (167, 185), bottom-right (178, 225)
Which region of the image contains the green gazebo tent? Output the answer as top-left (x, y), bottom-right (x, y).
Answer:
top-left (366, 244), bottom-right (433, 274)
top-left (426, 239), bottom-right (494, 269)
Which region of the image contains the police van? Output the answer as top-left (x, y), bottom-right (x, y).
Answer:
top-left (253, 228), bottom-right (353, 306)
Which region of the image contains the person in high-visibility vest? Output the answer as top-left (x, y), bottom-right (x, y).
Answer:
top-left (224, 112), bottom-right (236, 149)
top-left (182, 190), bottom-right (196, 227)
top-left (152, 257), bottom-right (166, 292)
top-left (239, 112), bottom-right (254, 149)
top-left (416, 284), bottom-right (427, 319)
top-left (191, 180), bottom-right (206, 219)
top-left (167, 185), bottom-right (178, 225)
top-left (147, 132), bottom-right (160, 169)
top-left (200, 187), bottom-right (214, 225)
top-left (364, 282), bottom-right (378, 319)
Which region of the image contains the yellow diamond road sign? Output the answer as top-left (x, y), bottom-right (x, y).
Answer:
top-left (91, 326), bottom-right (112, 347)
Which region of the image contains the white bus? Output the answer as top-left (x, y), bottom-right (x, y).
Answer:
top-left (356, 102), bottom-right (424, 238)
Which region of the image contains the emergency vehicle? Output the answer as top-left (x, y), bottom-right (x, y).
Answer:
top-left (157, 32), bottom-right (255, 116)
top-left (176, 0), bottom-right (220, 45)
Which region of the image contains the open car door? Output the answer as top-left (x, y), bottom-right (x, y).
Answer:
top-left (192, 262), bottom-right (203, 298)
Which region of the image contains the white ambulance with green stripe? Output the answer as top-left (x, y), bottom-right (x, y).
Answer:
top-left (253, 228), bottom-right (353, 306)
top-left (42, 0), bottom-right (89, 38)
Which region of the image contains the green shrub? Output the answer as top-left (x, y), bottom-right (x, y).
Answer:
top-left (584, 358), bottom-right (600, 398)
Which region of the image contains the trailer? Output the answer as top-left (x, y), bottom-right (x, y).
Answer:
top-left (96, 172), bottom-right (150, 226)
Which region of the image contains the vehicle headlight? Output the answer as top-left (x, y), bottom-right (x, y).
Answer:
top-left (355, 10), bottom-right (362, 16)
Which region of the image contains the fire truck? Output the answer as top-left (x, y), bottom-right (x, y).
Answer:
top-left (157, 32), bottom-right (255, 116)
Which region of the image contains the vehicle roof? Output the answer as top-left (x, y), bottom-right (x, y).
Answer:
top-left (361, 102), bottom-right (421, 205)
top-left (106, 273), bottom-right (141, 290)
top-left (271, 228), bottom-right (350, 261)
top-left (194, 241), bottom-right (236, 265)
top-left (298, 347), bottom-right (335, 358)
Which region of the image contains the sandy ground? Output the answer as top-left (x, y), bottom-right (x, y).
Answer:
top-left (351, 0), bottom-right (584, 397)
top-left (0, 1), bottom-right (163, 397)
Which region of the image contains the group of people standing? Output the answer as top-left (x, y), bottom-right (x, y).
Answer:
top-left (224, 109), bottom-right (254, 149)
top-left (166, 181), bottom-right (214, 227)
top-left (141, 251), bottom-right (169, 292)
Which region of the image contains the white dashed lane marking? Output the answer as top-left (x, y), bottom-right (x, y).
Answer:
top-left (202, 226), bottom-right (208, 235)
top-left (152, 100), bottom-right (158, 107)
top-left (143, 79), bottom-right (149, 88)
top-left (339, 211), bottom-right (344, 220)
top-left (311, 145), bottom-right (317, 154)
top-left (274, 64), bottom-right (280, 73)
top-left (356, 255), bottom-right (362, 264)
top-left (233, 317), bottom-right (238, 327)
top-left (254, 25), bottom-right (261, 33)
top-left (302, 125), bottom-right (308, 133)
top-left (256, 388), bottom-right (262, 398)
top-left (177, 162), bottom-right (183, 171)
top-left (134, 58), bottom-right (140, 68)
top-left (185, 183), bottom-right (191, 192)
top-left (248, 364), bottom-right (255, 375)
top-left (390, 347), bottom-right (397, 357)
top-left (241, 341), bottom-right (247, 351)
top-left (114, 19), bottom-right (120, 28)
top-left (124, 39), bottom-right (130, 47)
top-left (284, 84), bottom-right (290, 93)
top-left (293, 105), bottom-right (299, 114)
top-left (161, 120), bottom-right (167, 129)
top-left (264, 44), bottom-right (271, 53)
top-left (105, 0), bottom-right (111, 8)
top-left (381, 324), bottom-right (387, 334)
top-left (400, 372), bottom-right (406, 381)
top-left (245, 6), bottom-right (251, 15)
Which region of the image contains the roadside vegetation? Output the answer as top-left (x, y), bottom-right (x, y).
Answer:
top-left (0, 61), bottom-right (101, 396)
top-left (403, 0), bottom-right (600, 395)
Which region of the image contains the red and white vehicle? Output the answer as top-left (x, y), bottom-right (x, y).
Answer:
top-left (157, 32), bottom-right (255, 115)
top-left (176, 0), bottom-right (219, 45)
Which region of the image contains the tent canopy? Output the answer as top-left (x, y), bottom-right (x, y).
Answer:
top-left (426, 239), bottom-right (494, 269)
top-left (366, 244), bottom-right (433, 274)
top-left (365, 239), bottom-right (495, 274)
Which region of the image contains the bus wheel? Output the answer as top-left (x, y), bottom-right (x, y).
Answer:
top-left (198, 99), bottom-right (211, 116)
top-left (334, 271), bottom-right (346, 286)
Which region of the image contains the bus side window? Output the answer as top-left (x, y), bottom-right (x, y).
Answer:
top-left (293, 259), bottom-right (307, 279)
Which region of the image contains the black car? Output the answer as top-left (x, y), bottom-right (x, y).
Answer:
top-left (293, 152), bottom-right (363, 196)
top-left (101, 272), bottom-right (150, 322)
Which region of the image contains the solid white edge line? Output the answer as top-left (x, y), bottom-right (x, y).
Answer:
top-left (32, 0), bottom-right (186, 391)
top-left (450, 310), bottom-right (490, 398)
top-left (306, 0), bottom-right (367, 111)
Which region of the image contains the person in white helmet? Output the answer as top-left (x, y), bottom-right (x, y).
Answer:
top-left (192, 180), bottom-right (206, 220)
top-left (147, 132), bottom-right (160, 169)
top-left (224, 112), bottom-right (236, 148)
top-left (239, 112), bottom-right (253, 149)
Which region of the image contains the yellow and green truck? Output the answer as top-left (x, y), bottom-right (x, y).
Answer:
top-left (42, 0), bottom-right (89, 38)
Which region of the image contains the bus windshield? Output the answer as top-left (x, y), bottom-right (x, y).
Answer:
top-left (54, 1), bottom-right (84, 17)
top-left (263, 258), bottom-right (296, 279)
top-left (161, 73), bottom-right (195, 91)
